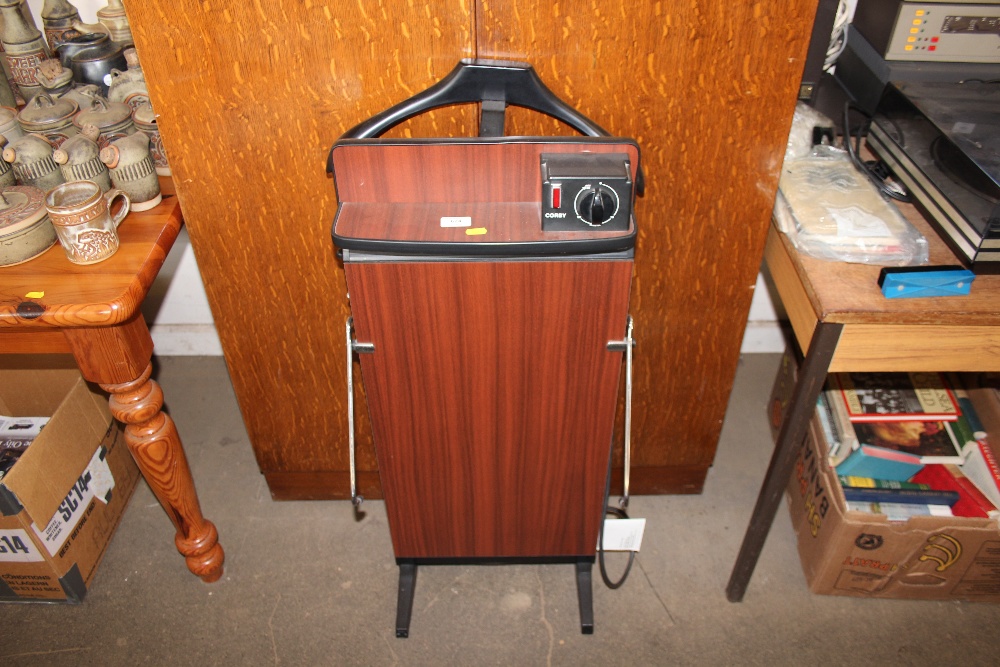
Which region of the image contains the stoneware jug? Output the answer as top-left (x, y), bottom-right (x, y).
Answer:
top-left (2, 132), bottom-right (64, 192)
top-left (100, 131), bottom-right (160, 211)
top-left (0, 105), bottom-right (23, 142)
top-left (132, 104), bottom-right (169, 176)
top-left (97, 1), bottom-right (132, 47)
top-left (41, 0), bottom-right (82, 52)
top-left (107, 48), bottom-right (148, 111)
top-left (53, 124), bottom-right (111, 192)
top-left (0, 134), bottom-right (17, 188)
top-left (0, 0), bottom-right (51, 102)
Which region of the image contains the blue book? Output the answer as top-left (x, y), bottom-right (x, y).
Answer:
top-left (840, 486), bottom-right (960, 507)
top-left (835, 444), bottom-right (924, 482)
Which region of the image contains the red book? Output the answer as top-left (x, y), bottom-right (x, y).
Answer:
top-left (911, 464), bottom-right (997, 519)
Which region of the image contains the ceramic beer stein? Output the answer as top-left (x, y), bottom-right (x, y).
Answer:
top-left (53, 124), bottom-right (112, 192)
top-left (45, 179), bottom-right (130, 264)
top-left (100, 131), bottom-right (160, 211)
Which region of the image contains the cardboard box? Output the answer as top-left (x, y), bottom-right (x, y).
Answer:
top-left (0, 364), bottom-right (139, 602)
top-left (781, 370), bottom-right (1000, 602)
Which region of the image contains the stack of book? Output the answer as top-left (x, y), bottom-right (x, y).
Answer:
top-left (818, 372), bottom-right (1000, 522)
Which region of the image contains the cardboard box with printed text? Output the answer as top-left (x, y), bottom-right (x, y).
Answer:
top-left (773, 355), bottom-right (1000, 602)
top-left (0, 362), bottom-right (139, 603)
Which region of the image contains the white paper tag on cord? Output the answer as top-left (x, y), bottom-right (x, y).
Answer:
top-left (600, 518), bottom-right (646, 552)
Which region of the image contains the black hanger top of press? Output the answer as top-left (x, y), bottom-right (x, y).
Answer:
top-left (326, 59), bottom-right (644, 195)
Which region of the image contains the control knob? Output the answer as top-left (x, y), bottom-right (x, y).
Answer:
top-left (575, 184), bottom-right (619, 226)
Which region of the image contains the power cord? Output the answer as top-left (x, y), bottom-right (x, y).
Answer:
top-left (842, 101), bottom-right (911, 203)
top-left (597, 444), bottom-right (635, 589)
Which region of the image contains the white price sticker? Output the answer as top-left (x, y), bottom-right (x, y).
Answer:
top-left (600, 518), bottom-right (646, 552)
top-left (440, 216), bottom-right (472, 228)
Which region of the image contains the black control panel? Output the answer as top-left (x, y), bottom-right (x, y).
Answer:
top-left (540, 153), bottom-right (632, 232)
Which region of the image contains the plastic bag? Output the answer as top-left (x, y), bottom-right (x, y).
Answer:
top-left (774, 146), bottom-right (928, 266)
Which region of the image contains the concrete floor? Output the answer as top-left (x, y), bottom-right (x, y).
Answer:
top-left (2, 353), bottom-right (999, 665)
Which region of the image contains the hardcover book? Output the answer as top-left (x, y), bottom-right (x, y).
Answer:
top-left (833, 372), bottom-right (960, 422)
top-left (839, 485), bottom-right (960, 507)
top-left (961, 440), bottom-right (1000, 510)
top-left (845, 501), bottom-right (953, 521)
top-left (852, 419), bottom-right (965, 464)
top-left (835, 444), bottom-right (924, 482)
top-left (823, 382), bottom-right (860, 467)
top-left (911, 463), bottom-right (998, 519)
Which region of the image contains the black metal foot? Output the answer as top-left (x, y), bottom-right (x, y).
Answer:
top-left (395, 562), bottom-right (417, 638)
top-left (575, 560), bottom-right (594, 635)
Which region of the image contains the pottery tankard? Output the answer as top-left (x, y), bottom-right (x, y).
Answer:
top-left (45, 179), bottom-right (129, 264)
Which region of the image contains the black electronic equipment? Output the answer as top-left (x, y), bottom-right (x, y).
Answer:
top-left (867, 80), bottom-right (1000, 267)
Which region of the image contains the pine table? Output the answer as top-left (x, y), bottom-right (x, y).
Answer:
top-left (0, 180), bottom-right (224, 583)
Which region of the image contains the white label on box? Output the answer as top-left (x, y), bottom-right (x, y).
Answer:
top-left (0, 529), bottom-right (44, 562)
top-left (600, 518), bottom-right (646, 552)
top-left (32, 448), bottom-right (115, 557)
top-left (440, 216), bottom-right (472, 228)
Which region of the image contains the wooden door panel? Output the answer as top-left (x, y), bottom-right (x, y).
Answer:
top-left (345, 260), bottom-right (632, 558)
top-left (126, 1), bottom-right (476, 494)
top-left (126, 0), bottom-right (818, 498)
top-left (477, 2), bottom-right (819, 490)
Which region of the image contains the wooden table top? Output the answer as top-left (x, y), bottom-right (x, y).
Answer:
top-left (767, 194), bottom-right (1000, 372)
top-left (0, 187), bottom-right (181, 332)
top-left (769, 198), bottom-right (1000, 328)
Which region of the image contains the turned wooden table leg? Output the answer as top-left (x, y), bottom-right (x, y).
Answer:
top-left (101, 363), bottom-right (225, 582)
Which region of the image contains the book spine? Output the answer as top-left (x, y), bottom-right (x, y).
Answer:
top-left (846, 501), bottom-right (954, 520)
top-left (978, 440), bottom-right (1000, 488)
top-left (840, 486), bottom-right (961, 506)
top-left (825, 383), bottom-right (860, 452)
top-left (949, 412), bottom-right (977, 449)
top-left (947, 373), bottom-right (988, 439)
top-left (838, 475), bottom-right (929, 490)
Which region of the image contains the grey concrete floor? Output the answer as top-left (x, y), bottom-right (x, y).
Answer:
top-left (2, 353), bottom-right (999, 665)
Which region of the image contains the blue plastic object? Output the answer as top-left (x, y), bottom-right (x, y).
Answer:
top-left (878, 265), bottom-right (975, 299)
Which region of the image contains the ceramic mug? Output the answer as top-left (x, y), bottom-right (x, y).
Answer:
top-left (45, 180), bottom-right (130, 264)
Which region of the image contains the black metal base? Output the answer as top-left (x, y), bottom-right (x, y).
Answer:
top-left (393, 557), bottom-right (595, 638)
top-left (395, 562), bottom-right (417, 638)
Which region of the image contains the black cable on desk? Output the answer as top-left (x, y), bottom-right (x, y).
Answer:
top-left (842, 101), bottom-right (910, 203)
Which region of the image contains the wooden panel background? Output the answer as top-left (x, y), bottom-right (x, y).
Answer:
top-left (124, 0), bottom-right (819, 498)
